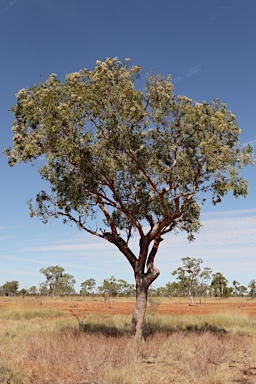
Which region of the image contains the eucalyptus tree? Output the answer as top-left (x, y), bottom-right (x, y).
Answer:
top-left (2, 280), bottom-right (19, 296)
top-left (248, 279), bottom-right (256, 298)
top-left (172, 257), bottom-right (212, 303)
top-left (80, 278), bottom-right (96, 296)
top-left (40, 265), bottom-right (76, 296)
top-left (211, 272), bottom-right (229, 297)
top-left (5, 57), bottom-right (254, 338)
top-left (40, 265), bottom-right (64, 296)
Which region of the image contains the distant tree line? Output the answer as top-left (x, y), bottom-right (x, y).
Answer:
top-left (1, 259), bottom-right (256, 299)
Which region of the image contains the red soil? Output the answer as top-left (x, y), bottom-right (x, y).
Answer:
top-left (44, 298), bottom-right (256, 317)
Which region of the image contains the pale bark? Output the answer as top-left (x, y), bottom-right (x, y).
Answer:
top-left (132, 265), bottom-right (160, 339)
top-left (132, 281), bottom-right (148, 339)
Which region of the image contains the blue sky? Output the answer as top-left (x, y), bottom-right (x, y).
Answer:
top-left (0, 0), bottom-right (255, 291)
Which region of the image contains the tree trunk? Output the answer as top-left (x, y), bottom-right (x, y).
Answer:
top-left (131, 265), bottom-right (160, 339)
top-left (132, 279), bottom-right (148, 339)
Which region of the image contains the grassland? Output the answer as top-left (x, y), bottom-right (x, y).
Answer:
top-left (0, 297), bottom-right (256, 384)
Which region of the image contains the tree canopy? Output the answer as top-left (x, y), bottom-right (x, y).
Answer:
top-left (40, 265), bottom-right (76, 296)
top-left (5, 57), bottom-right (254, 337)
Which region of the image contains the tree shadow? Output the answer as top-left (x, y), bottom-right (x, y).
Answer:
top-left (78, 322), bottom-right (131, 337)
top-left (143, 321), bottom-right (227, 339)
top-left (74, 321), bottom-right (227, 339)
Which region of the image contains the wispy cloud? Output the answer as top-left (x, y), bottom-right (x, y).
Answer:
top-left (219, 5), bottom-right (228, 10)
top-left (173, 64), bottom-right (202, 82)
top-left (243, 137), bottom-right (256, 148)
top-left (1, 0), bottom-right (19, 11)
top-left (21, 238), bottom-right (114, 254)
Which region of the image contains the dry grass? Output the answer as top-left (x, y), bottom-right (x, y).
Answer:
top-left (1, 298), bottom-right (256, 384)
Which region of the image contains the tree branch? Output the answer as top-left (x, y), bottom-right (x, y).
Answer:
top-left (104, 177), bottom-right (145, 238)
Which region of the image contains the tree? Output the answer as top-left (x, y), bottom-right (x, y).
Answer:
top-left (39, 282), bottom-right (48, 296)
top-left (248, 279), bottom-right (256, 298)
top-left (115, 279), bottom-right (135, 296)
top-left (98, 276), bottom-right (120, 297)
top-left (40, 265), bottom-right (76, 296)
top-left (54, 273), bottom-right (76, 296)
top-left (5, 57), bottom-right (254, 338)
top-left (2, 280), bottom-right (19, 296)
top-left (211, 272), bottom-right (228, 297)
top-left (40, 265), bottom-right (64, 296)
top-left (19, 288), bottom-right (28, 297)
top-left (164, 281), bottom-right (182, 297)
top-left (28, 285), bottom-right (38, 295)
top-left (172, 257), bottom-right (212, 304)
top-left (232, 280), bottom-right (240, 297)
top-left (80, 278), bottom-right (96, 296)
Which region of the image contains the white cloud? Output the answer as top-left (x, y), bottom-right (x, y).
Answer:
top-left (173, 64), bottom-right (202, 82)
top-left (1, 0), bottom-right (18, 11)
top-left (243, 137), bottom-right (256, 148)
top-left (3, 207), bottom-right (256, 287)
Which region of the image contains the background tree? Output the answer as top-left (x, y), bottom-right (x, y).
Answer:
top-left (19, 288), bottom-right (28, 297)
top-left (98, 276), bottom-right (120, 298)
top-left (232, 280), bottom-right (248, 297)
top-left (164, 281), bottom-right (182, 297)
top-left (233, 280), bottom-right (240, 297)
top-left (172, 257), bottom-right (212, 304)
top-left (40, 265), bottom-right (75, 296)
top-left (248, 279), bottom-right (256, 298)
top-left (5, 58), bottom-right (254, 338)
top-left (211, 272), bottom-right (229, 297)
top-left (238, 285), bottom-right (248, 297)
top-left (2, 280), bottom-right (19, 296)
top-left (40, 265), bottom-right (64, 297)
top-left (80, 278), bottom-right (96, 296)
top-left (39, 282), bottom-right (49, 296)
top-left (54, 273), bottom-right (76, 296)
top-left (28, 285), bottom-right (38, 295)
top-left (116, 279), bottom-right (135, 296)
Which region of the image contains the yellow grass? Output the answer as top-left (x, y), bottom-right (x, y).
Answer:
top-left (0, 297), bottom-right (256, 384)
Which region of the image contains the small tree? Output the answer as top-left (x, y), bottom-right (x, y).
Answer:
top-left (19, 288), bottom-right (28, 297)
top-left (98, 276), bottom-right (120, 297)
top-left (2, 280), bottom-right (19, 296)
top-left (116, 279), bottom-right (135, 296)
top-left (39, 282), bottom-right (48, 296)
top-left (172, 257), bottom-right (212, 304)
top-left (211, 272), bottom-right (228, 297)
top-left (28, 285), bottom-right (38, 295)
top-left (40, 265), bottom-right (64, 297)
top-left (54, 273), bottom-right (76, 296)
top-left (40, 265), bottom-right (75, 296)
top-left (164, 281), bottom-right (181, 297)
top-left (80, 278), bottom-right (96, 296)
top-left (248, 279), bottom-right (256, 298)
top-left (5, 58), bottom-right (254, 338)
top-left (233, 280), bottom-right (240, 297)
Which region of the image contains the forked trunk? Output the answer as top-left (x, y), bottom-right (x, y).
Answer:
top-left (132, 279), bottom-right (148, 339)
top-left (107, 233), bottom-right (161, 339)
top-left (131, 267), bottom-right (160, 339)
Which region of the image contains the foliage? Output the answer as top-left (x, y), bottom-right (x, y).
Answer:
top-left (28, 285), bottom-right (38, 295)
top-left (40, 265), bottom-right (76, 296)
top-left (210, 272), bottom-right (229, 297)
top-left (5, 57), bottom-right (253, 250)
top-left (97, 276), bottom-right (135, 297)
top-left (19, 288), bottom-right (28, 297)
top-left (80, 278), bottom-right (96, 296)
top-left (5, 57), bottom-right (254, 335)
top-left (232, 280), bottom-right (248, 297)
top-left (172, 257), bottom-right (212, 302)
top-left (1, 280), bottom-right (19, 296)
top-left (248, 279), bottom-right (256, 298)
